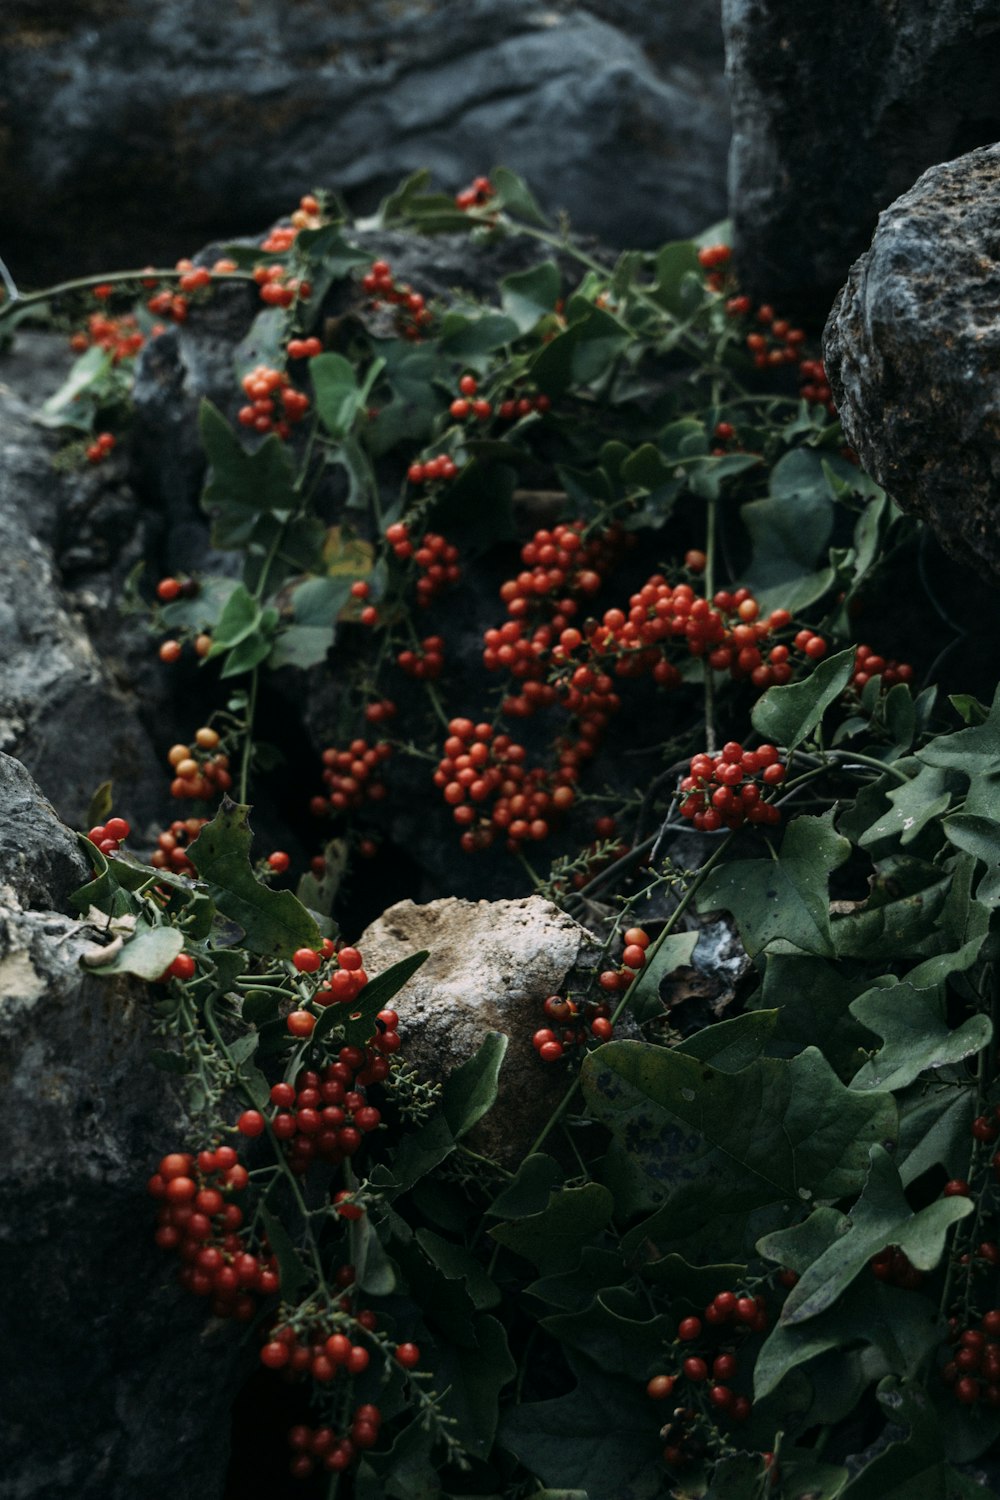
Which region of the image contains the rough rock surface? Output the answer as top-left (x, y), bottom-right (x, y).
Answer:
top-left (0, 0), bottom-right (728, 284)
top-left (358, 895), bottom-right (598, 1162)
top-left (0, 758), bottom-right (244, 1500)
top-left (0, 340), bottom-right (167, 830)
top-left (723, 0), bottom-right (1000, 316)
top-left (823, 143), bottom-right (1000, 583)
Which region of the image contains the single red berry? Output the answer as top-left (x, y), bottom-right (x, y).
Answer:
top-left (267, 851), bottom-right (290, 873)
top-left (292, 948), bottom-right (322, 973)
top-left (237, 1110), bottom-right (265, 1137)
top-left (395, 1342), bottom-right (420, 1368)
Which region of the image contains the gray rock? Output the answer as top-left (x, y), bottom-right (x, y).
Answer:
top-left (823, 143), bottom-right (1000, 583)
top-left (723, 0), bottom-right (1000, 317)
top-left (0, 1), bottom-right (728, 285)
top-left (0, 753), bottom-right (87, 910)
top-left (357, 895), bottom-right (599, 1163)
top-left (0, 773), bottom-right (243, 1500)
top-left (0, 354), bottom-right (166, 830)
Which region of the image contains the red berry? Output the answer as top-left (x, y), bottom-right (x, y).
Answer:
top-left (292, 948), bottom-right (322, 973)
top-left (237, 1110), bottom-right (265, 1137)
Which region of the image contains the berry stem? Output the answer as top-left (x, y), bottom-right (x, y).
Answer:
top-left (525, 831), bottom-right (736, 1158)
top-left (0, 266), bottom-right (254, 323)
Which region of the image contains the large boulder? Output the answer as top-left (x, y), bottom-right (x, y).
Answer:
top-left (0, 1), bottom-right (729, 285)
top-left (723, 0), bottom-right (1000, 318)
top-left (823, 143), bottom-right (1000, 584)
top-left (0, 756), bottom-right (244, 1500)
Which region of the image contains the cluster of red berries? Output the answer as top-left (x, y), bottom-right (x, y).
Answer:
top-left (596, 926), bottom-right (650, 995)
top-left (251, 262), bottom-right (312, 309)
top-left (870, 1245), bottom-right (924, 1289)
top-left (942, 1312), bottom-right (1000, 1408)
top-left (286, 1405), bottom-right (384, 1479)
top-left (84, 431), bottom-right (117, 465)
top-left (360, 259), bottom-right (432, 339)
top-left (385, 524), bottom-right (462, 603)
top-left (851, 643), bottom-right (914, 692)
top-left (166, 730), bottom-right (233, 800)
top-left (590, 584), bottom-right (805, 687)
top-left (237, 364), bottom-right (310, 438)
top-left (404, 453), bottom-right (461, 486)
top-left (649, 1293), bottom-right (767, 1419)
top-left (258, 197), bottom-right (323, 259)
top-left (679, 742), bottom-right (785, 831)
top-left (86, 815), bottom-right (131, 857)
top-left (286, 336), bottom-right (323, 360)
top-left (238, 1038), bottom-right (398, 1176)
top-left (449, 373), bottom-right (492, 423)
top-left (454, 174), bottom-right (495, 211)
top-left (397, 635), bottom-right (445, 679)
top-left (531, 983), bottom-right (620, 1063)
top-left (148, 1147), bottom-right (278, 1317)
top-left (70, 310), bottom-right (146, 361)
top-left (433, 717), bottom-right (575, 853)
top-left (497, 391), bottom-right (551, 421)
top-left (311, 738), bottom-right (392, 816)
top-left (150, 816), bottom-right (208, 875)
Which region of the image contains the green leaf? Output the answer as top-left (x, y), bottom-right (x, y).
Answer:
top-left (500, 261), bottom-right (561, 333)
top-left (753, 1276), bottom-right (942, 1405)
top-left (743, 448), bottom-right (838, 612)
top-left (529, 304), bottom-right (631, 397)
top-left (218, 613), bottom-right (279, 678)
top-left (159, 575), bottom-right (240, 632)
top-left (36, 345), bottom-right (113, 429)
top-left (487, 1154), bottom-right (563, 1219)
top-left (440, 1032), bottom-right (508, 1139)
top-left (627, 929), bottom-right (698, 1021)
top-left (438, 311), bottom-right (520, 356)
top-left (751, 647), bottom-right (856, 750)
top-left (311, 950), bottom-right (429, 1048)
top-left (352, 1213), bottom-right (397, 1296)
top-left (850, 982), bottom-right (992, 1092)
top-left (760, 955), bottom-right (876, 1078)
top-left (438, 1314), bottom-right (516, 1460)
top-left (489, 1183), bottom-right (614, 1273)
top-left (491, 165), bottom-right (550, 226)
top-left (199, 400), bottom-right (297, 549)
top-left (310, 352), bottom-right (362, 440)
top-left (650, 241), bottom-right (703, 316)
top-left (85, 923), bottom-right (184, 979)
top-left (897, 1083), bottom-right (975, 1187)
top-left (414, 1229), bottom-right (500, 1311)
top-left (675, 1009), bottom-right (779, 1071)
top-left (841, 1378), bottom-right (996, 1498)
top-left (696, 810), bottom-right (851, 959)
top-left (943, 814), bottom-right (1000, 905)
top-left (241, 989), bottom-right (280, 1026)
top-left (541, 1287), bottom-right (673, 1378)
top-left (268, 623), bottom-right (335, 670)
top-left (774, 1147), bottom-right (971, 1327)
top-left (500, 1353), bottom-right (663, 1500)
top-left (205, 584), bottom-right (260, 654)
top-left (186, 799), bottom-right (320, 957)
top-left (857, 764), bottom-right (953, 851)
top-left (379, 1114), bottom-right (456, 1198)
top-left (526, 1246), bottom-right (629, 1311)
top-left (259, 1203), bottom-right (310, 1303)
top-left (581, 1040), bottom-right (896, 1259)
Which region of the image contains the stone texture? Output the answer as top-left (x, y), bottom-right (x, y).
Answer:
top-left (723, 0), bottom-right (1000, 318)
top-left (0, 760), bottom-right (243, 1500)
top-left (0, 1), bottom-right (728, 285)
top-left (823, 143), bottom-right (1000, 583)
top-left (0, 341), bottom-right (168, 831)
top-left (357, 895), bottom-right (599, 1162)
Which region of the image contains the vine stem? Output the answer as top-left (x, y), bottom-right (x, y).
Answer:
top-left (524, 831), bottom-right (736, 1159)
top-left (0, 265), bottom-right (255, 323)
top-left (238, 668), bottom-right (260, 804)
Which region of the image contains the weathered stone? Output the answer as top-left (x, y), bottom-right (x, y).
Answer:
top-left (357, 895), bottom-right (599, 1163)
top-left (0, 1), bottom-right (728, 285)
top-left (0, 355), bottom-right (168, 831)
top-left (0, 764), bottom-right (243, 1500)
top-left (724, 0), bottom-right (1000, 317)
top-left (823, 143), bottom-right (1000, 583)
